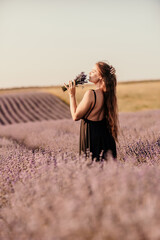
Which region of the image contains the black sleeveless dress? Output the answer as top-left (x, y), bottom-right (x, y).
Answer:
top-left (79, 89), bottom-right (117, 162)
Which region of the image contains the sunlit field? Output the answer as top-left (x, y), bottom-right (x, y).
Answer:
top-left (43, 80), bottom-right (160, 112)
top-left (0, 80), bottom-right (160, 240)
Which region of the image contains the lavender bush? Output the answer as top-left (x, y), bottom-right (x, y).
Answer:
top-left (0, 109), bottom-right (160, 240)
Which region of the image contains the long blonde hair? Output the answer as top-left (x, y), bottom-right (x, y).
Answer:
top-left (96, 61), bottom-right (119, 141)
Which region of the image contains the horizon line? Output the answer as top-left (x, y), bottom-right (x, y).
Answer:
top-left (0, 79), bottom-right (160, 91)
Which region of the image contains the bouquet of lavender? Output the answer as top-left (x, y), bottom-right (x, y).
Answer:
top-left (62, 72), bottom-right (88, 91)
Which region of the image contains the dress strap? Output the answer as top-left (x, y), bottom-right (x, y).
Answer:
top-left (85, 89), bottom-right (96, 119)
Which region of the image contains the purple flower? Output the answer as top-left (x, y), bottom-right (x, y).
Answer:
top-left (62, 72), bottom-right (88, 91)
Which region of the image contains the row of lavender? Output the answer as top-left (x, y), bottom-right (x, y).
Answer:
top-left (0, 92), bottom-right (71, 125)
top-left (0, 109), bottom-right (160, 240)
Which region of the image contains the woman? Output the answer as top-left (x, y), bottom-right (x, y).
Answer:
top-left (64, 61), bottom-right (119, 161)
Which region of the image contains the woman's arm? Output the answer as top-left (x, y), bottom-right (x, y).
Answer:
top-left (70, 90), bottom-right (93, 121)
top-left (69, 94), bottom-right (77, 120)
top-left (64, 80), bottom-right (93, 121)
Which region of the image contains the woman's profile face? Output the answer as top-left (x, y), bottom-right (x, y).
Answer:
top-left (89, 64), bottom-right (101, 84)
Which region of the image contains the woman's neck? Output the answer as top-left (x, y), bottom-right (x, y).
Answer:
top-left (94, 82), bottom-right (103, 91)
top-left (94, 81), bottom-right (101, 90)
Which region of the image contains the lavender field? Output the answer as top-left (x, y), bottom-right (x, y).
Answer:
top-left (0, 92), bottom-right (71, 125)
top-left (0, 92), bottom-right (160, 240)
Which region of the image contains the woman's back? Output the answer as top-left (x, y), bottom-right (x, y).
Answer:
top-left (84, 89), bottom-right (105, 121)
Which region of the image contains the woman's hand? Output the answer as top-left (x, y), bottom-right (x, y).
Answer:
top-left (64, 80), bottom-right (76, 97)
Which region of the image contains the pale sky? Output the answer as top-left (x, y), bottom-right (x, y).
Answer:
top-left (0, 0), bottom-right (160, 88)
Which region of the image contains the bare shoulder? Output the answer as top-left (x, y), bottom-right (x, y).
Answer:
top-left (83, 89), bottom-right (94, 99)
